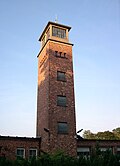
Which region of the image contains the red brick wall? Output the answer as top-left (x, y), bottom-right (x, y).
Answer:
top-left (37, 39), bottom-right (77, 156)
top-left (48, 41), bottom-right (77, 156)
top-left (77, 139), bottom-right (120, 155)
top-left (0, 136), bottom-right (40, 160)
top-left (36, 42), bottom-right (51, 152)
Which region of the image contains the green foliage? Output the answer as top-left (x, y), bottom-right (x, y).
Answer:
top-left (112, 127), bottom-right (120, 139)
top-left (83, 127), bottom-right (120, 140)
top-left (0, 151), bottom-right (120, 166)
top-left (83, 130), bottom-right (96, 139)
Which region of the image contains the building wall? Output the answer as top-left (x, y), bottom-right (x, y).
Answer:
top-left (0, 136), bottom-right (40, 160)
top-left (36, 42), bottom-right (50, 152)
top-left (77, 139), bottom-right (120, 156)
top-left (37, 39), bottom-right (77, 156)
top-left (37, 22), bottom-right (77, 156)
top-left (1, 136), bottom-right (120, 160)
top-left (48, 40), bottom-right (76, 156)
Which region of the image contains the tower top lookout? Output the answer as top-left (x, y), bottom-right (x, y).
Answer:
top-left (39, 21), bottom-right (71, 49)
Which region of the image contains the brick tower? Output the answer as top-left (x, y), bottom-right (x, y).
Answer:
top-left (37, 21), bottom-right (76, 156)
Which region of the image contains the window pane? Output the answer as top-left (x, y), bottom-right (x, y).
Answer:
top-left (16, 148), bottom-right (25, 158)
top-left (52, 26), bottom-right (66, 39)
top-left (57, 96), bottom-right (66, 107)
top-left (57, 71), bottom-right (66, 81)
top-left (29, 149), bottom-right (37, 159)
top-left (58, 122), bottom-right (68, 134)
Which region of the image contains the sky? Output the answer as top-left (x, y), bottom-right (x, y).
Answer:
top-left (0, 0), bottom-right (120, 137)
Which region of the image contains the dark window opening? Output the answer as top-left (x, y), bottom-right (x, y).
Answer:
top-left (55, 51), bottom-right (58, 56)
top-left (57, 96), bottom-right (66, 107)
top-left (58, 122), bottom-right (68, 134)
top-left (52, 26), bottom-right (66, 39)
top-left (54, 51), bottom-right (67, 58)
top-left (63, 53), bottom-right (66, 58)
top-left (29, 149), bottom-right (37, 159)
top-left (16, 148), bottom-right (25, 159)
top-left (42, 35), bottom-right (45, 47)
top-left (57, 71), bottom-right (66, 81)
top-left (59, 52), bottom-right (62, 56)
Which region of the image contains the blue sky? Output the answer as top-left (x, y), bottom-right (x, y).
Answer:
top-left (0, 0), bottom-right (120, 137)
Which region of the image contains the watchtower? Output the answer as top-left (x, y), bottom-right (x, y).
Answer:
top-left (37, 21), bottom-right (76, 156)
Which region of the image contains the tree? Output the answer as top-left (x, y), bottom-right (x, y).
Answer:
top-left (112, 127), bottom-right (120, 139)
top-left (83, 130), bottom-right (96, 139)
top-left (95, 131), bottom-right (117, 140)
top-left (83, 128), bottom-right (120, 140)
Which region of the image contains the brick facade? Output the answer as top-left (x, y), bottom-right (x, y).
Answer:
top-left (0, 21), bottom-right (120, 160)
top-left (37, 22), bottom-right (77, 156)
top-left (1, 136), bottom-right (120, 160)
top-left (0, 136), bottom-right (41, 160)
top-left (77, 139), bottom-right (120, 156)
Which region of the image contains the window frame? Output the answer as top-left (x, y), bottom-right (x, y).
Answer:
top-left (57, 71), bottom-right (66, 82)
top-left (52, 26), bottom-right (66, 39)
top-left (57, 95), bottom-right (67, 107)
top-left (57, 122), bottom-right (68, 134)
top-left (29, 148), bottom-right (37, 159)
top-left (77, 147), bottom-right (90, 157)
top-left (16, 148), bottom-right (25, 159)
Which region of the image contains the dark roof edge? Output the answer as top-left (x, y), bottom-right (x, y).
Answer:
top-left (77, 139), bottom-right (120, 142)
top-left (0, 135), bottom-right (41, 141)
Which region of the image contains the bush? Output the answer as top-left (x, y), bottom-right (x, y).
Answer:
top-left (0, 151), bottom-right (120, 166)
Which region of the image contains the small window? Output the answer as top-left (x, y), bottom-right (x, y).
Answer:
top-left (57, 71), bottom-right (66, 81)
top-left (59, 52), bottom-right (62, 56)
top-left (62, 53), bottom-right (66, 58)
top-left (55, 51), bottom-right (58, 56)
top-left (29, 148), bottom-right (37, 159)
top-left (77, 147), bottom-right (90, 157)
top-left (16, 148), bottom-right (25, 159)
top-left (52, 26), bottom-right (66, 39)
top-left (58, 122), bottom-right (68, 134)
top-left (46, 28), bottom-right (50, 41)
top-left (57, 96), bottom-right (66, 107)
top-left (42, 35), bottom-right (46, 47)
top-left (117, 147), bottom-right (120, 155)
top-left (55, 51), bottom-right (67, 58)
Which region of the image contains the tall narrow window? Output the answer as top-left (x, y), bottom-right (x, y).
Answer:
top-left (58, 122), bottom-right (68, 134)
top-left (57, 71), bottom-right (66, 81)
top-left (63, 53), bottom-right (66, 58)
top-left (29, 148), bottom-right (37, 159)
top-left (46, 28), bottom-right (50, 41)
top-left (55, 51), bottom-right (58, 56)
top-left (57, 96), bottom-right (66, 107)
top-left (16, 148), bottom-right (25, 159)
top-left (42, 35), bottom-right (46, 47)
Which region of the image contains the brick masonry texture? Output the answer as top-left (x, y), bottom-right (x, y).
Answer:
top-left (0, 136), bottom-right (40, 160)
top-left (1, 22), bottom-right (120, 160)
top-left (77, 139), bottom-right (120, 155)
top-left (37, 39), bottom-right (77, 156)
